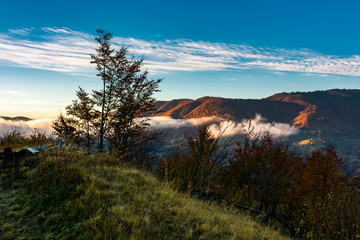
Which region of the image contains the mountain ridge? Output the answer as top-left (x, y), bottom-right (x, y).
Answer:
top-left (0, 116), bottom-right (32, 121)
top-left (153, 89), bottom-right (360, 176)
top-left (154, 89), bottom-right (360, 132)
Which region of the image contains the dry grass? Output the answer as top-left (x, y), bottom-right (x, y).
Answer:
top-left (72, 154), bottom-right (289, 240)
top-left (0, 151), bottom-right (290, 239)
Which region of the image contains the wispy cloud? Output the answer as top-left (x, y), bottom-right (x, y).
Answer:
top-left (0, 90), bottom-right (31, 96)
top-left (0, 27), bottom-right (95, 74)
top-left (0, 97), bottom-right (66, 106)
top-left (1, 27), bottom-right (360, 76)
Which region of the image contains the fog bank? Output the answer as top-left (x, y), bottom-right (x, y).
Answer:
top-left (0, 118), bottom-right (54, 137)
top-left (149, 115), bottom-right (299, 138)
top-left (0, 115), bottom-right (299, 138)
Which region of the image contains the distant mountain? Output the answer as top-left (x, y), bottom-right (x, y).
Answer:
top-left (267, 89), bottom-right (360, 134)
top-left (0, 116), bottom-right (32, 121)
top-left (154, 97), bottom-right (303, 123)
top-left (154, 89), bottom-right (360, 176)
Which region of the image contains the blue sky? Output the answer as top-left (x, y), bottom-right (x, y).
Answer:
top-left (1, 0), bottom-right (360, 118)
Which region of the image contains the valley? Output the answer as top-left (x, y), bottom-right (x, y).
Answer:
top-left (153, 89), bottom-right (360, 176)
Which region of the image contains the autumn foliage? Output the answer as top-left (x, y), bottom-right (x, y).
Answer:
top-left (158, 126), bottom-right (360, 239)
top-left (288, 147), bottom-right (360, 239)
top-left (158, 125), bottom-right (225, 192)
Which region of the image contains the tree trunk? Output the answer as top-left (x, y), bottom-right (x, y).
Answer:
top-left (99, 69), bottom-right (106, 152)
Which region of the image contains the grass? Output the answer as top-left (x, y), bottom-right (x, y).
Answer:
top-left (0, 150), bottom-right (290, 240)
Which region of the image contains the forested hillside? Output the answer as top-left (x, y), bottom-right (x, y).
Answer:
top-left (154, 89), bottom-right (360, 176)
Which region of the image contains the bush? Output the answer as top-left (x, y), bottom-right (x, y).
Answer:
top-left (29, 129), bottom-right (50, 145)
top-left (158, 125), bottom-right (225, 192)
top-left (160, 128), bottom-right (360, 239)
top-left (0, 129), bottom-right (52, 148)
top-left (289, 146), bottom-right (360, 239)
top-left (0, 130), bottom-right (26, 147)
top-left (224, 133), bottom-right (302, 216)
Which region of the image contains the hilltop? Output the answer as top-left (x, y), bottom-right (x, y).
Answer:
top-left (0, 151), bottom-right (289, 239)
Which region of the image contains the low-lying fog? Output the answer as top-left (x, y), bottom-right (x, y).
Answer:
top-left (0, 115), bottom-right (299, 138)
top-left (149, 115), bottom-right (299, 138)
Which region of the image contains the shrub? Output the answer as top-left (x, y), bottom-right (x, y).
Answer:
top-left (0, 129), bottom-right (52, 148)
top-left (224, 133), bottom-right (302, 216)
top-left (29, 129), bottom-right (50, 145)
top-left (158, 125), bottom-right (226, 192)
top-left (290, 146), bottom-right (360, 239)
top-left (0, 130), bottom-right (26, 147)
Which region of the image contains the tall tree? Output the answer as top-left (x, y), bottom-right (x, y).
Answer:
top-left (90, 29), bottom-right (114, 151)
top-left (91, 29), bottom-right (162, 156)
top-left (108, 52), bottom-right (162, 160)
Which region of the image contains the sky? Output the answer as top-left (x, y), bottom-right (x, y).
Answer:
top-left (1, 0), bottom-right (360, 118)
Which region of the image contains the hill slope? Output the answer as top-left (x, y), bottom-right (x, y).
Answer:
top-left (0, 152), bottom-right (289, 239)
top-left (154, 96), bottom-right (302, 123)
top-left (154, 89), bottom-right (360, 132)
top-left (153, 89), bottom-right (360, 176)
top-left (267, 89), bottom-right (360, 135)
top-left (267, 89), bottom-right (360, 176)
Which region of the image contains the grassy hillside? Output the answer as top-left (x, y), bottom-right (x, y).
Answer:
top-left (0, 151), bottom-right (289, 240)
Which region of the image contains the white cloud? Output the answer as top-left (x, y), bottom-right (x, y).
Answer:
top-left (0, 90), bottom-right (31, 96)
top-left (8, 28), bottom-right (33, 36)
top-left (0, 27), bottom-right (360, 76)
